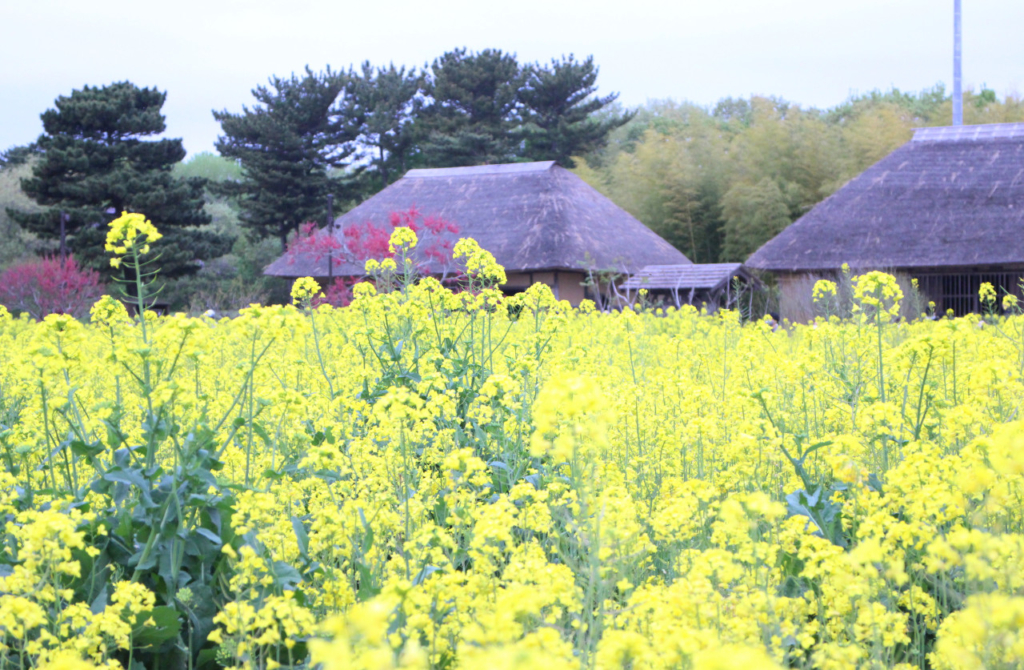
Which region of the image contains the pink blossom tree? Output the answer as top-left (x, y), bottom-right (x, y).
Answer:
top-left (0, 255), bottom-right (104, 320)
top-left (284, 207), bottom-right (461, 306)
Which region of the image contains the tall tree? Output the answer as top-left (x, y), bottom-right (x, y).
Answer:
top-left (518, 55), bottom-right (631, 167)
top-left (9, 82), bottom-right (229, 277)
top-left (594, 107), bottom-right (732, 263)
top-left (349, 62), bottom-right (423, 189)
top-left (419, 48), bottom-right (523, 167)
top-left (214, 67), bottom-right (360, 247)
top-left (720, 178), bottom-right (794, 261)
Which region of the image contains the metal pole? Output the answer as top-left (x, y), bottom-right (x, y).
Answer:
top-left (953, 0), bottom-right (963, 126)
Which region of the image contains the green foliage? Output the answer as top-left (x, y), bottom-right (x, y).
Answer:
top-left (518, 55), bottom-right (632, 167)
top-left (590, 105), bottom-right (733, 262)
top-left (0, 161), bottom-right (47, 270)
top-left (418, 48), bottom-right (525, 167)
top-left (67, 398), bottom-right (241, 669)
top-left (8, 82), bottom-right (233, 278)
top-left (212, 50), bottom-right (628, 226)
top-left (214, 67), bottom-right (360, 247)
top-left (721, 178), bottom-right (793, 260)
top-left (414, 50), bottom-right (628, 170)
top-left (161, 236), bottom-right (288, 315)
top-left (0, 144), bottom-right (38, 169)
top-left (349, 62), bottom-right (424, 188)
top-left (172, 152), bottom-right (243, 182)
top-left (575, 88), bottom-right (1024, 263)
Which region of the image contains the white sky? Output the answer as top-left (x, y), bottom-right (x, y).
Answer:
top-left (2, 0), bottom-right (1022, 156)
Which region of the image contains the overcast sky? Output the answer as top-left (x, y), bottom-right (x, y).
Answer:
top-left (2, 0), bottom-right (1021, 156)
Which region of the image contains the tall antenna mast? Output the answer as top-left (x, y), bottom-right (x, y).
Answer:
top-left (953, 0), bottom-right (963, 126)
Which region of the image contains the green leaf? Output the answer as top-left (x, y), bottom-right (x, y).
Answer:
top-left (195, 649), bottom-right (220, 670)
top-left (253, 423), bottom-right (271, 446)
top-left (132, 606), bottom-right (182, 649)
top-left (271, 561), bottom-right (303, 591)
top-left (413, 565), bottom-right (440, 586)
top-left (90, 584), bottom-right (109, 614)
top-left (291, 516), bottom-right (309, 559)
top-left (195, 527), bottom-right (222, 546)
top-left (356, 563), bottom-right (380, 601)
top-left (786, 487), bottom-right (847, 548)
top-left (70, 439), bottom-right (105, 460)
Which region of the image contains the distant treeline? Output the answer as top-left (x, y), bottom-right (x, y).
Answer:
top-left (2, 54), bottom-right (1023, 311)
top-left (212, 50), bottom-right (629, 246)
top-left (0, 48), bottom-right (631, 309)
top-left (574, 87), bottom-right (1024, 263)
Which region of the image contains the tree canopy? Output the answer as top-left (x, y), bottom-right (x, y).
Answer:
top-left (519, 55), bottom-right (632, 167)
top-left (214, 67), bottom-right (361, 247)
top-left (575, 86), bottom-right (1024, 263)
top-left (211, 49), bottom-right (630, 245)
top-left (349, 62), bottom-right (423, 189)
top-left (9, 82), bottom-right (231, 277)
top-left (417, 48), bottom-right (524, 167)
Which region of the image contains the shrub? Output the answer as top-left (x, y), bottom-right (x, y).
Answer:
top-left (285, 206), bottom-right (461, 280)
top-left (0, 255), bottom-right (103, 320)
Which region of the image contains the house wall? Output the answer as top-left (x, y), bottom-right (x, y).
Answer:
top-left (557, 272), bottom-right (587, 305)
top-left (915, 271), bottom-right (1024, 316)
top-left (778, 267), bottom-right (1024, 321)
top-left (778, 273), bottom-right (818, 323)
top-left (500, 271), bottom-right (588, 306)
top-left (317, 269), bottom-right (593, 307)
top-left (504, 273), bottom-right (532, 290)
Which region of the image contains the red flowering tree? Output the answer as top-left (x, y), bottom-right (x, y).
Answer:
top-left (285, 206), bottom-right (461, 306)
top-left (0, 255), bottom-right (104, 320)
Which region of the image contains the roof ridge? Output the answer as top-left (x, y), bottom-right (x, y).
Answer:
top-left (403, 161), bottom-right (556, 179)
top-left (912, 122), bottom-right (1024, 143)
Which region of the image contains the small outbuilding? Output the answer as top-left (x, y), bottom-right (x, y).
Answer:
top-left (747, 122), bottom-right (1024, 319)
top-left (621, 263), bottom-right (757, 311)
top-left (265, 161), bottom-right (690, 305)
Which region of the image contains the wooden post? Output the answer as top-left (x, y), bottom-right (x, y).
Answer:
top-left (326, 194), bottom-right (335, 281)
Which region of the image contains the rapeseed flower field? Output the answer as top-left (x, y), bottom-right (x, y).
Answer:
top-left (1, 214), bottom-right (1024, 670)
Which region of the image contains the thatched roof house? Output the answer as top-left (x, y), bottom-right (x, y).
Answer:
top-left (265, 161), bottom-right (690, 304)
top-left (747, 122), bottom-right (1024, 318)
top-left (621, 263), bottom-right (756, 310)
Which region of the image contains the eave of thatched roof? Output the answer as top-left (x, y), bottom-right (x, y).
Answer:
top-left (621, 263), bottom-right (752, 292)
top-left (265, 161), bottom-right (690, 278)
top-left (746, 122), bottom-right (1024, 273)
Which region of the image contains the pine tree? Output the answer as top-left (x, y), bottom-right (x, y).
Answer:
top-left (213, 67), bottom-right (361, 247)
top-left (519, 55), bottom-right (631, 167)
top-left (349, 62), bottom-right (423, 189)
top-left (419, 49), bottom-right (523, 167)
top-left (10, 82), bottom-right (230, 277)
top-left (0, 144), bottom-right (37, 169)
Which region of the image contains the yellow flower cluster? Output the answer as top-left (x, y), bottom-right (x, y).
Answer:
top-left (453, 238), bottom-right (506, 286)
top-left (104, 211), bottom-right (162, 268)
top-left (4, 255), bottom-right (1024, 669)
top-left (388, 226), bottom-right (418, 254)
top-left (853, 270), bottom-right (904, 320)
top-left (0, 492), bottom-right (159, 667)
top-left (812, 279), bottom-right (837, 301)
top-left (290, 276), bottom-right (321, 305)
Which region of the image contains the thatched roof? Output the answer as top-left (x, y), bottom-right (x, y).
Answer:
top-left (265, 161), bottom-right (690, 278)
top-left (621, 263), bottom-right (750, 291)
top-left (747, 122), bottom-right (1024, 273)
